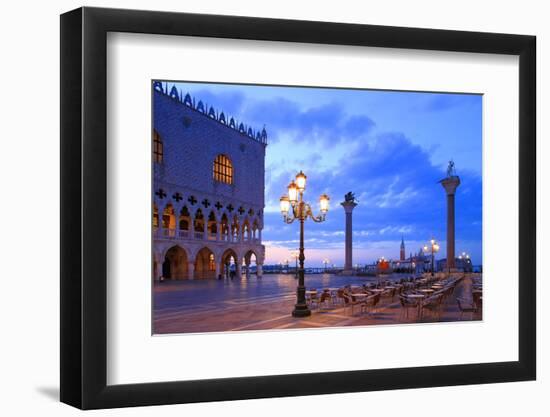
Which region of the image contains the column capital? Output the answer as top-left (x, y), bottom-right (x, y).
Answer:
top-left (440, 176), bottom-right (461, 195)
top-left (340, 201), bottom-right (358, 213)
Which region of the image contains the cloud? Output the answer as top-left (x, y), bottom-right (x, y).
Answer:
top-left (241, 98), bottom-right (375, 146)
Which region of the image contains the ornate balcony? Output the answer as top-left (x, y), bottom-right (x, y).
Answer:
top-left (154, 227), bottom-right (261, 244)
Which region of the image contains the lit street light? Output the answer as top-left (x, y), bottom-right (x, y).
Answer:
top-left (458, 251), bottom-right (471, 272)
top-left (323, 258), bottom-right (330, 272)
top-left (423, 238), bottom-right (440, 276)
top-left (280, 171), bottom-right (330, 317)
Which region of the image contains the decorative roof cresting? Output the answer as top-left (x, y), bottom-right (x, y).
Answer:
top-left (154, 81), bottom-right (268, 145)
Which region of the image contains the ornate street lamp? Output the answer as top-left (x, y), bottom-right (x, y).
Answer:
top-left (423, 238), bottom-right (440, 276)
top-left (458, 251), bottom-right (471, 272)
top-left (280, 171), bottom-right (330, 317)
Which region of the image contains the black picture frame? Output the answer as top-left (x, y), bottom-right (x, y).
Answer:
top-left (60, 6), bottom-right (536, 410)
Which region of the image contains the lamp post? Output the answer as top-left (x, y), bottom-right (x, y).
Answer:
top-left (458, 251), bottom-right (471, 272)
top-left (280, 171), bottom-right (330, 317)
top-left (323, 258), bottom-right (330, 272)
top-left (423, 239), bottom-right (440, 277)
top-left (290, 250), bottom-right (299, 279)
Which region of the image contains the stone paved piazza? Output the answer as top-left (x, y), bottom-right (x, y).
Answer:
top-left (153, 273), bottom-right (481, 334)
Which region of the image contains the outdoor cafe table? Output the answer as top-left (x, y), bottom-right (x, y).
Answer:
top-left (419, 289), bottom-right (435, 295)
top-left (352, 292), bottom-right (370, 298)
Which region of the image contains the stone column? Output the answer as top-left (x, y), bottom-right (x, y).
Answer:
top-left (236, 262), bottom-right (242, 278)
top-left (341, 200), bottom-right (358, 273)
top-left (245, 262), bottom-right (250, 279)
top-left (203, 220), bottom-right (208, 240)
top-left (157, 211), bottom-right (163, 238)
top-left (155, 260), bottom-right (162, 281)
top-left (214, 262), bottom-right (220, 280)
top-left (440, 176), bottom-right (460, 270)
top-left (187, 262), bottom-right (195, 280)
top-left (256, 263), bottom-right (263, 278)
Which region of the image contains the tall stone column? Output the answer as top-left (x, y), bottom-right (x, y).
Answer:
top-left (341, 200), bottom-right (358, 273)
top-left (440, 176), bottom-right (460, 270)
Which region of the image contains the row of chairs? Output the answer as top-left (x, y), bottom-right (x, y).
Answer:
top-left (399, 277), bottom-right (462, 321)
top-left (341, 292), bottom-right (382, 316)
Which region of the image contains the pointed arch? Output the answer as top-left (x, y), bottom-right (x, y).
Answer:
top-left (162, 245), bottom-right (189, 280)
top-left (207, 211), bottom-right (218, 240)
top-left (242, 218), bottom-right (251, 241)
top-left (252, 218), bottom-right (260, 241)
top-left (194, 247), bottom-right (216, 279)
top-left (162, 204), bottom-right (176, 237)
top-left (244, 250), bottom-right (258, 278)
top-left (220, 213), bottom-right (230, 242)
top-left (153, 203), bottom-right (159, 229)
top-left (193, 208), bottom-right (205, 239)
top-left (178, 206), bottom-right (191, 238)
top-left (231, 215), bottom-right (240, 242)
top-left (220, 248), bottom-right (239, 279)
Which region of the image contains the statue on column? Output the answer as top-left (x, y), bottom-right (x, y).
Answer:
top-left (446, 160), bottom-right (456, 177)
top-left (344, 191), bottom-right (357, 204)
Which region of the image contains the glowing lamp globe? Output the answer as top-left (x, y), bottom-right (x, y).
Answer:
top-left (287, 181), bottom-right (298, 203)
top-left (295, 171), bottom-right (307, 192)
top-left (279, 195), bottom-right (290, 215)
top-left (319, 193), bottom-right (330, 213)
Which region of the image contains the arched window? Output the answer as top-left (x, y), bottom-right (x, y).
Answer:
top-left (153, 130), bottom-right (163, 163)
top-left (213, 154), bottom-right (233, 184)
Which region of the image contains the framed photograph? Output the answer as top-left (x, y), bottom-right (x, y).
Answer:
top-left (60, 6), bottom-right (536, 409)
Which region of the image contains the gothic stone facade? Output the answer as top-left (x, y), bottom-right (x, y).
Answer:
top-left (152, 84), bottom-right (267, 280)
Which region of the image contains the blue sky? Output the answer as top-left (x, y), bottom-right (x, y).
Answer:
top-left (165, 81), bottom-right (483, 267)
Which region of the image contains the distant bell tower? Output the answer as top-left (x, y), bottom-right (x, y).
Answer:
top-left (400, 236), bottom-right (406, 261)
